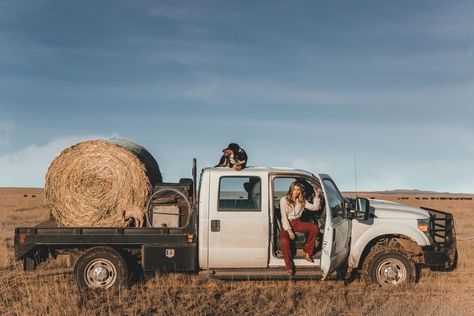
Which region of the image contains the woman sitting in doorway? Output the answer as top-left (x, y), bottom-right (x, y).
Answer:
top-left (280, 181), bottom-right (322, 276)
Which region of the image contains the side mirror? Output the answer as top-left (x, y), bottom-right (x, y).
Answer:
top-left (355, 197), bottom-right (370, 220)
top-left (346, 197), bottom-right (370, 220)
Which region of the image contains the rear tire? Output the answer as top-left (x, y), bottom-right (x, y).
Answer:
top-left (363, 247), bottom-right (416, 286)
top-left (74, 247), bottom-right (128, 292)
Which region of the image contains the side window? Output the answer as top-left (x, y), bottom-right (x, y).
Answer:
top-left (322, 179), bottom-right (344, 220)
top-left (219, 176), bottom-right (261, 212)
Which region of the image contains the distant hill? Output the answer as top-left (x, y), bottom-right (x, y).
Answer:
top-left (0, 187), bottom-right (472, 197)
top-left (343, 189), bottom-right (474, 196)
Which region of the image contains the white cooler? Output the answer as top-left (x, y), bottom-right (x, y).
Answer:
top-left (152, 205), bottom-right (180, 227)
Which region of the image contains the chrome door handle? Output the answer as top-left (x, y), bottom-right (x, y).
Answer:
top-left (211, 220), bottom-right (220, 232)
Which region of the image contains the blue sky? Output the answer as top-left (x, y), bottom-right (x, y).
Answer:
top-left (0, 0), bottom-right (473, 192)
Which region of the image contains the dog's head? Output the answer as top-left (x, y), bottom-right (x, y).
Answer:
top-left (223, 143), bottom-right (240, 156)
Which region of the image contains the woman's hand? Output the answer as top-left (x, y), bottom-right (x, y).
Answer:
top-left (288, 229), bottom-right (296, 240)
top-left (314, 186), bottom-right (322, 198)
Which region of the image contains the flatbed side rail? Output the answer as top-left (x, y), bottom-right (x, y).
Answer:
top-left (15, 226), bottom-right (187, 235)
top-left (14, 227), bottom-right (196, 261)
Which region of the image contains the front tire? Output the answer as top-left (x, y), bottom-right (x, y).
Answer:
top-left (74, 247), bottom-right (128, 292)
top-left (364, 247), bottom-right (416, 286)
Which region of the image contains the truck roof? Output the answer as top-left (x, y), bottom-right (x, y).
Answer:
top-left (202, 166), bottom-right (317, 178)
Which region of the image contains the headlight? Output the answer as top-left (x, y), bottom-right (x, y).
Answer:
top-left (417, 218), bottom-right (430, 233)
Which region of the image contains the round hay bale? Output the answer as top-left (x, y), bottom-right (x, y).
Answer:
top-left (44, 139), bottom-right (162, 227)
top-left (106, 138), bottom-right (162, 187)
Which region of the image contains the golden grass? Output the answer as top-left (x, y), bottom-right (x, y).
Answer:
top-left (1, 188), bottom-right (473, 315)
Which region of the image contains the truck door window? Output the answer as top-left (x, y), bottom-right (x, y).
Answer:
top-left (218, 176), bottom-right (261, 212)
top-left (322, 179), bottom-right (345, 219)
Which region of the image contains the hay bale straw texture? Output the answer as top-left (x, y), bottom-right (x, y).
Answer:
top-left (44, 139), bottom-right (162, 227)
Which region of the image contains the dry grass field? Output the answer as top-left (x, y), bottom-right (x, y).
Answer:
top-left (1, 188), bottom-right (473, 316)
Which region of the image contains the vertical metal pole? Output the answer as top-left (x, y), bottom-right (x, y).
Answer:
top-left (354, 154), bottom-right (358, 199)
top-left (192, 158), bottom-right (197, 204)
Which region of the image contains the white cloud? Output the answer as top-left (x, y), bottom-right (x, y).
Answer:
top-left (179, 78), bottom-right (362, 107)
top-left (349, 153), bottom-right (474, 194)
top-left (174, 76), bottom-right (474, 119)
top-left (0, 120), bottom-right (15, 146)
top-left (0, 134), bottom-right (118, 187)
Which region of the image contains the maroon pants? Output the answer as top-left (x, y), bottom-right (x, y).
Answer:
top-left (280, 219), bottom-right (319, 270)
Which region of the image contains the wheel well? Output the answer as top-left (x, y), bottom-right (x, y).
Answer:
top-left (358, 234), bottom-right (423, 269)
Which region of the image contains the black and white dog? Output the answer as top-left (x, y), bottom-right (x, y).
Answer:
top-left (215, 143), bottom-right (248, 171)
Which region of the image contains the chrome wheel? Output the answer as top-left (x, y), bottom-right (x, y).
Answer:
top-left (84, 258), bottom-right (117, 289)
top-left (376, 258), bottom-right (407, 285)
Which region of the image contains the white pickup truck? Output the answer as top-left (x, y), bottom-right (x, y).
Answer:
top-left (15, 164), bottom-right (457, 290)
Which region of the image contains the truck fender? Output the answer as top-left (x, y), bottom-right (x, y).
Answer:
top-left (348, 223), bottom-right (430, 268)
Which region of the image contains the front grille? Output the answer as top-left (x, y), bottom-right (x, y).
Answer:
top-left (421, 207), bottom-right (456, 249)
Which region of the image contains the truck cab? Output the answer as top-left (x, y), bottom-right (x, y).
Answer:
top-left (199, 167), bottom-right (352, 279)
top-left (198, 167), bottom-right (456, 284)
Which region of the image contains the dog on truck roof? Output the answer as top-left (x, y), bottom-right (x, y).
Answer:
top-left (215, 143), bottom-right (248, 171)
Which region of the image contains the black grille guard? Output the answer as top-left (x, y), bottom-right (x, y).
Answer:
top-left (420, 207), bottom-right (456, 250)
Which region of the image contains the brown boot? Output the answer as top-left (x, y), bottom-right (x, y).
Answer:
top-left (305, 253), bottom-right (314, 263)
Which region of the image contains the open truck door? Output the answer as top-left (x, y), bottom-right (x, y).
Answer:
top-left (319, 175), bottom-right (352, 279)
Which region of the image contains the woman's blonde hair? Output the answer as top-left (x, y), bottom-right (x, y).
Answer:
top-left (285, 181), bottom-right (304, 206)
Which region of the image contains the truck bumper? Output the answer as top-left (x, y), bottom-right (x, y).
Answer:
top-left (422, 244), bottom-right (457, 269)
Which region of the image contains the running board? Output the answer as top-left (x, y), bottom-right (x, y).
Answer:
top-left (200, 268), bottom-right (326, 280)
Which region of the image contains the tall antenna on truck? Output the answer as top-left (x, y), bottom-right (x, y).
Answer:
top-left (354, 154), bottom-right (358, 199)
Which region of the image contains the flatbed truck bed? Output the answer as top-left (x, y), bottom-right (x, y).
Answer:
top-left (15, 218), bottom-right (197, 273)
